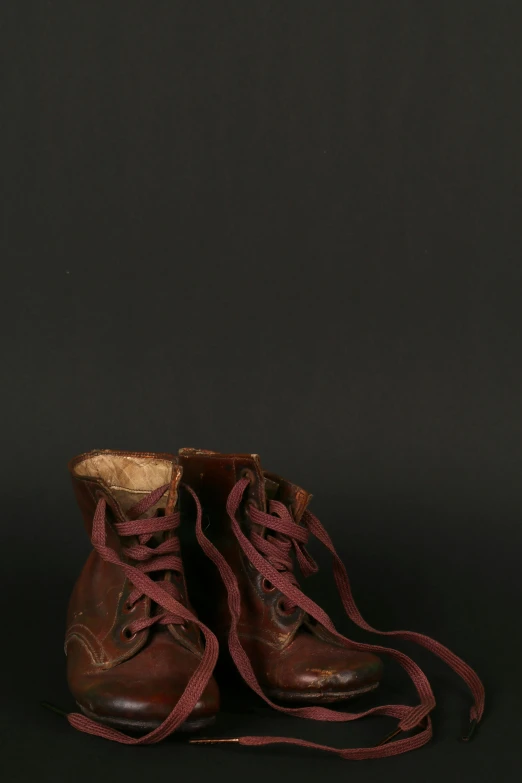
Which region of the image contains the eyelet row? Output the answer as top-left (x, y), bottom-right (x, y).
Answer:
top-left (260, 577), bottom-right (296, 617)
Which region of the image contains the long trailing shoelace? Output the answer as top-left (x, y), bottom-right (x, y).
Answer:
top-left (65, 483), bottom-right (219, 744)
top-left (192, 477), bottom-right (485, 760)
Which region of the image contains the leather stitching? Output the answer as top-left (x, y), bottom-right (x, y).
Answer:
top-left (65, 624), bottom-right (107, 665)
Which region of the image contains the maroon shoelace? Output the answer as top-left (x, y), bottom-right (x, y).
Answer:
top-left (192, 477), bottom-right (485, 759)
top-left (66, 483), bottom-right (219, 744)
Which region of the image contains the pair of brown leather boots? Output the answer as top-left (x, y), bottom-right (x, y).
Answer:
top-left (62, 448), bottom-right (484, 759)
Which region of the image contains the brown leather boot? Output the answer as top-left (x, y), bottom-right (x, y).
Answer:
top-left (181, 448), bottom-right (484, 760)
top-left (178, 448), bottom-right (382, 704)
top-left (65, 449), bottom-right (219, 743)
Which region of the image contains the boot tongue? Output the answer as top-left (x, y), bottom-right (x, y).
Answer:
top-left (164, 461), bottom-right (183, 516)
top-left (146, 462), bottom-right (182, 546)
top-left (264, 477), bottom-right (280, 502)
top-left (264, 472), bottom-right (312, 524)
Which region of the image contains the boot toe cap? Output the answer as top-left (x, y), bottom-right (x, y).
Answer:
top-left (78, 674), bottom-right (219, 732)
top-left (69, 632), bottom-right (220, 733)
top-left (262, 634), bottom-right (383, 703)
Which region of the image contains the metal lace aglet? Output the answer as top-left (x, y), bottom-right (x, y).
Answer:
top-left (189, 737), bottom-right (240, 745)
top-left (460, 717), bottom-right (478, 742)
top-left (41, 701), bottom-right (68, 717)
top-left (378, 727), bottom-right (403, 746)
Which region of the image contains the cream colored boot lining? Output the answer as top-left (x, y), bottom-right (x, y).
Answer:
top-left (73, 453), bottom-right (174, 513)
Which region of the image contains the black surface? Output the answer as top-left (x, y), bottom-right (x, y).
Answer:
top-left (1, 2), bottom-right (521, 781)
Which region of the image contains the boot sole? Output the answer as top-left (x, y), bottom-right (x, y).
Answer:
top-left (77, 703), bottom-right (217, 735)
top-left (265, 681), bottom-right (379, 704)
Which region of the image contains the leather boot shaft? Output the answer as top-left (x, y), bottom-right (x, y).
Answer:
top-left (65, 450), bottom-right (219, 736)
top-left (179, 448), bottom-right (382, 703)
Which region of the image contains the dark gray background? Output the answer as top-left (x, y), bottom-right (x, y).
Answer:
top-left (1, 1), bottom-right (520, 781)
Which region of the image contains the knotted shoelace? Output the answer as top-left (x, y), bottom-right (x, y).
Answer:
top-left (192, 477), bottom-right (485, 760)
top-left (66, 483), bottom-right (219, 744)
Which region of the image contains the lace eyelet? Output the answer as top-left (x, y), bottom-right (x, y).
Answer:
top-left (261, 578), bottom-right (276, 593)
top-left (276, 597), bottom-right (295, 617)
top-left (122, 600), bottom-right (136, 614)
top-left (121, 626), bottom-right (137, 642)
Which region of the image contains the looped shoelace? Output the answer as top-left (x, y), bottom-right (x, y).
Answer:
top-left (249, 499), bottom-right (318, 612)
top-left (66, 483), bottom-right (219, 745)
top-left (113, 484), bottom-right (186, 631)
top-left (192, 476), bottom-right (485, 760)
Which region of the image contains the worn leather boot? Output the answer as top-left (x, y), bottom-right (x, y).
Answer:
top-left (65, 449), bottom-right (219, 743)
top-left (181, 448), bottom-right (485, 760)
top-left (178, 448), bottom-right (382, 704)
